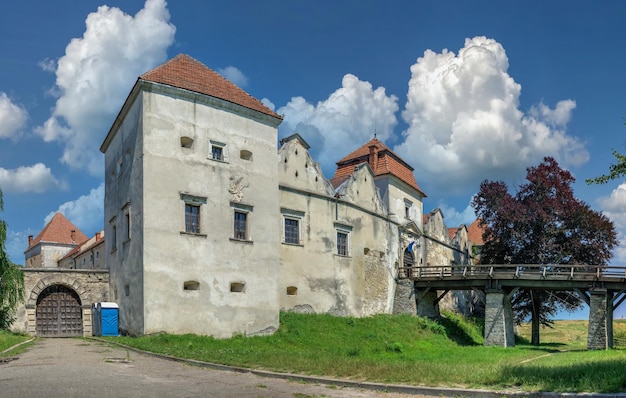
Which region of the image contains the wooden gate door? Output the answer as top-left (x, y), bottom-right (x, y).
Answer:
top-left (36, 285), bottom-right (83, 337)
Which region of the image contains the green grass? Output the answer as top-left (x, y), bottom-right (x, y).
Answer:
top-left (0, 330), bottom-right (31, 356)
top-left (104, 312), bottom-right (626, 393)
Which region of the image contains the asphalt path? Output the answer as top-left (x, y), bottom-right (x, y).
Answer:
top-left (0, 338), bottom-right (430, 398)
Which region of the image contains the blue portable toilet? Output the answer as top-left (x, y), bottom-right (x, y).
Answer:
top-left (95, 302), bottom-right (119, 336)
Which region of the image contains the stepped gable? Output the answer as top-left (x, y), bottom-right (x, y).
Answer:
top-left (141, 53), bottom-right (281, 120)
top-left (467, 219), bottom-right (485, 245)
top-left (330, 138), bottom-right (426, 196)
top-left (28, 213), bottom-right (88, 249)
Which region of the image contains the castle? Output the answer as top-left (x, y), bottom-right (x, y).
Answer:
top-left (15, 54), bottom-right (482, 337)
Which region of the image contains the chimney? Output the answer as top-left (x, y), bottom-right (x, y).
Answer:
top-left (96, 232), bottom-right (101, 241)
top-left (368, 144), bottom-right (379, 172)
top-left (71, 230), bottom-right (76, 242)
top-left (28, 235), bottom-right (33, 246)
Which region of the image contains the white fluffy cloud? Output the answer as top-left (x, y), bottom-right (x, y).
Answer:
top-left (597, 183), bottom-right (626, 228)
top-left (0, 92), bottom-right (28, 140)
top-left (395, 36), bottom-right (588, 196)
top-left (277, 74), bottom-right (399, 173)
top-left (218, 66), bottom-right (248, 88)
top-left (0, 163), bottom-right (67, 194)
top-left (437, 201), bottom-right (477, 228)
top-left (45, 183), bottom-right (104, 236)
top-left (35, 0), bottom-right (176, 175)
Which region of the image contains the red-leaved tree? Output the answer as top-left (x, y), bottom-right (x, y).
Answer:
top-left (472, 157), bottom-right (617, 345)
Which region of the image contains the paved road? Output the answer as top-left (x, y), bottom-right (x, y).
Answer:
top-left (0, 338), bottom-right (430, 398)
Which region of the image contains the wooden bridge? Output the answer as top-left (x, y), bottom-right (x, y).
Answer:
top-left (397, 264), bottom-right (626, 350)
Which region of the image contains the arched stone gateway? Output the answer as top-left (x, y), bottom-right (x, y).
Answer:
top-left (36, 285), bottom-right (83, 337)
top-left (12, 269), bottom-right (110, 337)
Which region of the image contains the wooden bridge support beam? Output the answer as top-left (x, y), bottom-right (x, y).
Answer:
top-left (484, 289), bottom-right (515, 347)
top-left (587, 289), bottom-right (613, 350)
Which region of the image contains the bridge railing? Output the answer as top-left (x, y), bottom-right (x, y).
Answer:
top-left (398, 264), bottom-right (626, 281)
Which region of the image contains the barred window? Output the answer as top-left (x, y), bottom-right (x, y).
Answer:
top-left (284, 218), bottom-right (299, 244)
top-left (337, 231), bottom-right (348, 256)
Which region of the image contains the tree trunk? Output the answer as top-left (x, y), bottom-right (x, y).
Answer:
top-left (530, 290), bottom-right (541, 346)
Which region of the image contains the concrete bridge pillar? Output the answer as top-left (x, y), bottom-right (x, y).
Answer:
top-left (484, 290), bottom-right (515, 347)
top-left (588, 289), bottom-right (612, 350)
top-left (415, 288), bottom-right (440, 318)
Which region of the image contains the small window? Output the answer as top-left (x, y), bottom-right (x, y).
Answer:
top-left (286, 286), bottom-right (298, 296)
top-left (123, 204), bottom-right (131, 241)
top-left (212, 146), bottom-right (223, 160)
top-left (337, 231), bottom-right (348, 256)
top-left (184, 281), bottom-right (200, 291)
top-left (231, 202), bottom-right (253, 242)
top-left (240, 149), bottom-right (252, 160)
top-left (110, 221), bottom-right (117, 252)
top-left (124, 284), bottom-right (130, 296)
top-left (180, 136), bottom-right (194, 148)
top-left (181, 194), bottom-right (207, 235)
top-left (281, 208), bottom-right (304, 245)
top-left (185, 204), bottom-right (201, 234)
top-left (284, 218), bottom-right (299, 244)
top-left (230, 282), bottom-right (245, 293)
top-left (404, 199), bottom-right (413, 219)
top-left (209, 140), bottom-right (228, 162)
top-left (234, 211), bottom-right (247, 240)
top-left (335, 223), bottom-right (352, 257)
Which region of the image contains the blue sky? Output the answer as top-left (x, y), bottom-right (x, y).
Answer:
top-left (1, 1), bottom-right (626, 317)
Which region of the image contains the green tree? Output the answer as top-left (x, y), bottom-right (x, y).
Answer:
top-left (586, 122), bottom-right (626, 185)
top-left (0, 188), bottom-right (24, 329)
top-left (472, 157), bottom-right (617, 345)
top-left (585, 147), bottom-right (626, 185)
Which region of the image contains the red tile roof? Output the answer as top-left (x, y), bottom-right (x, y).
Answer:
top-left (28, 213), bottom-right (87, 249)
top-left (331, 138), bottom-right (426, 196)
top-left (58, 232), bottom-right (105, 262)
top-left (467, 219), bottom-right (485, 245)
top-left (448, 227), bottom-right (458, 239)
top-left (141, 53), bottom-right (281, 120)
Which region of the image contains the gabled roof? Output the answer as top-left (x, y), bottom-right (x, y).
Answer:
top-left (140, 53), bottom-right (281, 120)
top-left (467, 219), bottom-right (485, 246)
top-left (27, 213), bottom-right (87, 249)
top-left (330, 138), bottom-right (426, 196)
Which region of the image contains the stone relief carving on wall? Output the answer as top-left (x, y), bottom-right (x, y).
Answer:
top-left (229, 175), bottom-right (249, 202)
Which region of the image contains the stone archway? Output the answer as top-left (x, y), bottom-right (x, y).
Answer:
top-left (21, 271), bottom-right (107, 337)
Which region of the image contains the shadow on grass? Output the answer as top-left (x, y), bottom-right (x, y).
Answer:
top-left (498, 358), bottom-right (626, 393)
top-left (436, 316), bottom-right (481, 346)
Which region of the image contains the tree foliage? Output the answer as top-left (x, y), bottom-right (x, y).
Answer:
top-left (586, 140), bottom-right (626, 185)
top-left (472, 157), bottom-right (617, 344)
top-left (0, 188), bottom-right (24, 329)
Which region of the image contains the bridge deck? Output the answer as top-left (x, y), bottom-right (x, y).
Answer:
top-left (400, 264), bottom-right (626, 290)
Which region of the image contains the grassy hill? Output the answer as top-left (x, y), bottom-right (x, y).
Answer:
top-left (107, 312), bottom-right (626, 393)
